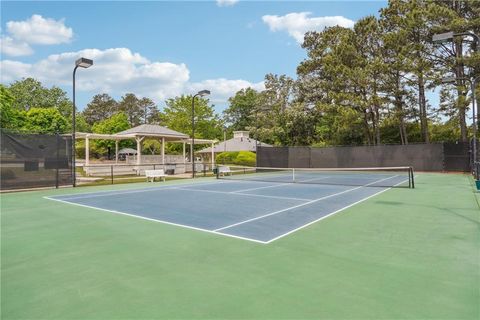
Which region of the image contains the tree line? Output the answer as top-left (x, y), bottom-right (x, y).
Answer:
top-left (1, 0), bottom-right (479, 153)
top-left (0, 78), bottom-right (223, 157)
top-left (224, 0), bottom-right (479, 146)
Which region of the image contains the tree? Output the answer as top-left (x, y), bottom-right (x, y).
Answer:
top-left (160, 95), bottom-right (223, 140)
top-left (75, 113), bottom-right (91, 133)
top-left (92, 112), bottom-right (132, 157)
top-left (298, 25), bottom-right (380, 145)
top-left (82, 93), bottom-right (118, 126)
top-left (118, 93), bottom-right (158, 127)
top-left (22, 108), bottom-right (69, 134)
top-left (380, 0), bottom-right (439, 144)
top-left (428, 1), bottom-right (479, 142)
top-left (139, 97), bottom-right (157, 125)
top-left (8, 78), bottom-right (72, 117)
top-left (254, 74), bottom-right (300, 145)
top-left (0, 84), bottom-right (24, 130)
top-left (223, 88), bottom-right (259, 131)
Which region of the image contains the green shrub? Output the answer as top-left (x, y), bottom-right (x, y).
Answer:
top-left (215, 152), bottom-right (239, 164)
top-left (215, 151), bottom-right (256, 166)
top-left (234, 151), bottom-right (256, 166)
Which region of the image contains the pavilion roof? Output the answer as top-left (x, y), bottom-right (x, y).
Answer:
top-left (116, 124), bottom-right (189, 140)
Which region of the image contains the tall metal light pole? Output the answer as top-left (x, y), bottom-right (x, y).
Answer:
top-left (72, 57), bottom-right (93, 187)
top-left (433, 31), bottom-right (479, 180)
top-left (191, 90), bottom-right (210, 178)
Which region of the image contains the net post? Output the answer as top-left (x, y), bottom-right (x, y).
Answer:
top-left (111, 165), bottom-right (114, 184)
top-left (292, 168), bottom-right (295, 182)
top-left (410, 167), bottom-right (415, 189)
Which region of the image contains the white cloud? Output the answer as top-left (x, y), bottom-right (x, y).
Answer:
top-left (0, 60), bottom-right (32, 83)
top-left (0, 36), bottom-right (33, 56)
top-left (6, 14), bottom-right (73, 45)
top-left (189, 78), bottom-right (265, 104)
top-left (262, 12), bottom-right (355, 44)
top-left (0, 47), bottom-right (262, 106)
top-left (216, 0), bottom-right (239, 7)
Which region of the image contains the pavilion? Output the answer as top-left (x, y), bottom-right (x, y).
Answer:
top-left (76, 124), bottom-right (216, 167)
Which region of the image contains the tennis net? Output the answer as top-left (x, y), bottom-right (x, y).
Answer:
top-left (216, 166), bottom-right (414, 188)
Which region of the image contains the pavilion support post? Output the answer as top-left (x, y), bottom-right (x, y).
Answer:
top-left (161, 137), bottom-right (165, 169)
top-left (211, 142), bottom-right (214, 169)
top-left (183, 142), bottom-right (186, 164)
top-left (135, 137), bottom-right (144, 167)
top-left (115, 140), bottom-right (119, 164)
top-left (85, 136), bottom-right (90, 167)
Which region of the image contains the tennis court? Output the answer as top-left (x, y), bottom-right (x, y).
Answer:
top-left (2, 171), bottom-right (479, 319)
top-left (45, 167), bottom-right (413, 243)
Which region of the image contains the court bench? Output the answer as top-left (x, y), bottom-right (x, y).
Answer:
top-left (145, 169), bottom-right (167, 182)
top-left (218, 166), bottom-right (232, 176)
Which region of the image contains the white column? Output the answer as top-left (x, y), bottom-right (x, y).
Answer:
top-left (183, 142), bottom-right (186, 164)
top-left (85, 136), bottom-right (90, 166)
top-left (136, 137), bottom-right (143, 165)
top-left (115, 140), bottom-right (119, 164)
top-left (190, 141), bottom-right (193, 162)
top-left (161, 137), bottom-right (165, 167)
top-left (211, 142), bottom-right (214, 168)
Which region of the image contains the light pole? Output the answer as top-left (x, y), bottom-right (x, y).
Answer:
top-left (72, 57), bottom-right (93, 187)
top-left (442, 76), bottom-right (479, 179)
top-left (191, 90), bottom-right (210, 178)
top-left (433, 31), bottom-right (479, 180)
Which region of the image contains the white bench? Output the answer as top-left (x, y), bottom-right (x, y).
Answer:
top-left (145, 169), bottom-right (167, 182)
top-left (218, 166), bottom-right (232, 176)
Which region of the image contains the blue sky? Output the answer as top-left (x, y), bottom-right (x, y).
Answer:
top-left (1, 1), bottom-right (388, 113)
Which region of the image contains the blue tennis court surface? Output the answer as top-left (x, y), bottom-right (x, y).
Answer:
top-left (46, 174), bottom-right (408, 243)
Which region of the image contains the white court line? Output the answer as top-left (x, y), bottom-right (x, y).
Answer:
top-left (175, 187), bottom-right (313, 202)
top-left (43, 196), bottom-right (268, 244)
top-left (231, 183), bottom-right (292, 193)
top-left (214, 175), bottom-right (399, 232)
top-left (44, 174), bottom-right (413, 244)
top-left (230, 176), bottom-right (332, 193)
top-left (53, 180), bottom-right (234, 201)
top-left (264, 177), bottom-right (410, 243)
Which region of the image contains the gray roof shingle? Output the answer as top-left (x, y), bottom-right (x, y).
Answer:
top-left (116, 124), bottom-right (189, 138)
top-left (198, 137), bottom-right (272, 153)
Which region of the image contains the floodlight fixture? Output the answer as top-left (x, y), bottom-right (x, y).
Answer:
top-left (441, 77), bottom-right (458, 84)
top-left (432, 32), bottom-right (455, 43)
top-left (197, 89), bottom-right (211, 97)
top-left (75, 57), bottom-right (93, 68)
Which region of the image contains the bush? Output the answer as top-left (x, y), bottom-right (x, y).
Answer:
top-left (234, 151), bottom-right (256, 166)
top-left (215, 151), bottom-right (256, 166)
top-left (215, 152), bottom-right (239, 164)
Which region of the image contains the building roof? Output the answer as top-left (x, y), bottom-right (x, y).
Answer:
top-left (118, 148), bottom-right (138, 154)
top-left (116, 124), bottom-right (189, 140)
top-left (198, 133), bottom-right (272, 153)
